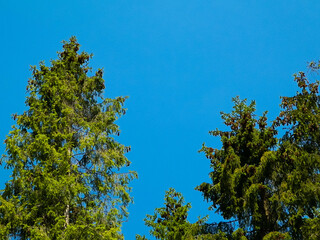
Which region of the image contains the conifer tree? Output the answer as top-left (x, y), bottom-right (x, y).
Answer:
top-left (197, 96), bottom-right (280, 239)
top-left (198, 66), bottom-right (320, 239)
top-left (136, 188), bottom-right (208, 240)
top-left (0, 37), bottom-right (136, 239)
top-left (271, 66), bottom-right (320, 239)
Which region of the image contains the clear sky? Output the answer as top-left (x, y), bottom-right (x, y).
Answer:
top-left (1, 1), bottom-right (320, 239)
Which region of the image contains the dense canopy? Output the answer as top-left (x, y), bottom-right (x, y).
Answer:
top-left (0, 37), bottom-right (136, 239)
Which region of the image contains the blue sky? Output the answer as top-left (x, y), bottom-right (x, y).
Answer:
top-left (1, 1), bottom-right (320, 239)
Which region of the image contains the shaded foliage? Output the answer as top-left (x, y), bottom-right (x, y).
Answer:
top-left (198, 64), bottom-right (320, 239)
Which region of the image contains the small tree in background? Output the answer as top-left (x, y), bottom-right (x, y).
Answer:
top-left (136, 188), bottom-right (208, 240)
top-left (0, 37), bottom-right (136, 239)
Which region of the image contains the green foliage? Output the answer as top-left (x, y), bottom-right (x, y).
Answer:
top-left (137, 188), bottom-right (206, 240)
top-left (262, 232), bottom-right (291, 240)
top-left (198, 66), bottom-right (320, 239)
top-left (136, 235), bottom-right (149, 240)
top-left (197, 96), bottom-right (278, 239)
top-left (270, 69), bottom-right (320, 239)
top-left (0, 37), bottom-right (136, 239)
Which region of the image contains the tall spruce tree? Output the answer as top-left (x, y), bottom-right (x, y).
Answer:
top-left (198, 66), bottom-right (320, 239)
top-left (0, 37), bottom-right (136, 239)
top-left (197, 96), bottom-right (282, 239)
top-left (272, 66), bottom-right (320, 239)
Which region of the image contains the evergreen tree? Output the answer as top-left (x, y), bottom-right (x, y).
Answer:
top-left (272, 66), bottom-right (320, 239)
top-left (197, 96), bottom-right (279, 239)
top-left (0, 37), bottom-right (136, 239)
top-left (198, 66), bottom-right (320, 239)
top-left (136, 188), bottom-right (207, 240)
